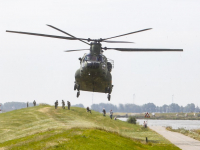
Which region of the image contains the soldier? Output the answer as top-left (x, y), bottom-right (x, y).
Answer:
top-left (110, 110), bottom-right (113, 119)
top-left (33, 100), bottom-right (36, 106)
top-left (102, 108), bottom-right (106, 116)
top-left (27, 102), bottom-right (29, 108)
top-left (86, 107), bottom-right (92, 113)
top-left (55, 100), bottom-right (58, 109)
top-left (67, 101), bottom-right (71, 110)
top-left (62, 100), bottom-right (65, 109)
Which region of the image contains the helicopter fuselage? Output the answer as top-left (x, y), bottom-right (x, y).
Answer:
top-left (74, 42), bottom-right (113, 95)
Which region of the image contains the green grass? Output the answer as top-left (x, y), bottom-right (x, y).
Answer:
top-left (166, 126), bottom-right (200, 141)
top-left (0, 106), bottom-right (180, 149)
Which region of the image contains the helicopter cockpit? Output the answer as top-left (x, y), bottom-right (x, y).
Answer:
top-left (84, 54), bottom-right (103, 62)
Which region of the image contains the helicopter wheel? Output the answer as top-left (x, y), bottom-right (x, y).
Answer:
top-left (107, 94), bottom-right (111, 101)
top-left (74, 84), bottom-right (77, 91)
top-left (106, 87), bottom-right (111, 94)
top-left (77, 91), bottom-right (80, 98)
top-left (77, 85), bottom-right (80, 91)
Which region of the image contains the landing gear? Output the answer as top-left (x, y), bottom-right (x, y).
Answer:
top-left (108, 87), bottom-right (111, 94)
top-left (105, 87), bottom-right (111, 94)
top-left (74, 84), bottom-right (77, 91)
top-left (74, 84), bottom-right (80, 91)
top-left (77, 91), bottom-right (80, 98)
top-left (107, 94), bottom-right (111, 101)
top-left (77, 85), bottom-right (80, 91)
top-left (75, 83), bottom-right (80, 98)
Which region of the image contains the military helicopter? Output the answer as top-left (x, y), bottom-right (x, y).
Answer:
top-left (6, 25), bottom-right (183, 101)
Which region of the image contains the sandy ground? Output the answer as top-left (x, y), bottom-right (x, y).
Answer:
top-left (149, 126), bottom-right (200, 150)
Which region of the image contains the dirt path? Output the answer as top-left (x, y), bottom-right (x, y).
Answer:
top-left (149, 126), bottom-right (200, 150)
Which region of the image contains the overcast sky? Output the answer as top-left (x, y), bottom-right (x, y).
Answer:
top-left (0, 0), bottom-right (200, 107)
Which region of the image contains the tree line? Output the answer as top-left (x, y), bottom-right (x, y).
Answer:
top-left (91, 103), bottom-right (200, 113)
top-left (0, 102), bottom-right (34, 112)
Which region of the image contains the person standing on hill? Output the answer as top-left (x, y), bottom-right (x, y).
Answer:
top-left (102, 108), bottom-right (106, 116)
top-left (67, 101), bottom-right (71, 110)
top-left (33, 100), bottom-right (36, 106)
top-left (110, 110), bottom-right (113, 119)
top-left (55, 100), bottom-right (58, 109)
top-left (62, 100), bottom-right (65, 109)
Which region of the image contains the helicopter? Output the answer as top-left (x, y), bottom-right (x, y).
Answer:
top-left (6, 25), bottom-right (183, 101)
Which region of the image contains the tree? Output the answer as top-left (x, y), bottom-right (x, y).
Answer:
top-left (127, 116), bottom-right (137, 124)
top-left (184, 103), bottom-right (195, 112)
top-left (169, 103), bottom-right (180, 113)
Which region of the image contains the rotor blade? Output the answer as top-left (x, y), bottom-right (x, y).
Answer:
top-left (103, 40), bottom-right (134, 43)
top-left (47, 24), bottom-right (90, 45)
top-left (103, 28), bottom-right (152, 40)
top-left (6, 30), bottom-right (88, 41)
top-left (105, 48), bottom-right (183, 52)
top-left (64, 49), bottom-right (89, 52)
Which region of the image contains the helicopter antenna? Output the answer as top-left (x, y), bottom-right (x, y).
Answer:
top-left (47, 24), bottom-right (90, 45)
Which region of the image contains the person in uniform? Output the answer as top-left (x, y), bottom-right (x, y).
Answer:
top-left (62, 100), bottom-right (65, 109)
top-left (110, 110), bottom-right (113, 119)
top-left (27, 102), bottom-right (29, 108)
top-left (86, 107), bottom-right (92, 113)
top-left (55, 100), bottom-right (58, 109)
top-left (102, 108), bottom-right (106, 116)
top-left (67, 101), bottom-right (71, 110)
top-left (33, 100), bottom-right (36, 106)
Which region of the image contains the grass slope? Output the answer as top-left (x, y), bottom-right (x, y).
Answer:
top-left (0, 105), bottom-right (180, 149)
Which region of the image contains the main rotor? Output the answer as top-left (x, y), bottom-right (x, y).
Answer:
top-left (6, 24), bottom-right (183, 53)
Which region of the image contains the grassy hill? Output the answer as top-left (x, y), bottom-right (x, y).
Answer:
top-left (0, 105), bottom-right (180, 149)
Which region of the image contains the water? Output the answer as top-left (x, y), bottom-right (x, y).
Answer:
top-left (119, 118), bottom-right (200, 130)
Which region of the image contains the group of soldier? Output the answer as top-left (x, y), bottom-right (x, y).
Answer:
top-left (28, 100), bottom-right (116, 120)
top-left (55, 100), bottom-right (71, 110)
top-left (86, 107), bottom-right (115, 119)
top-left (26, 100), bottom-right (37, 108)
top-left (102, 108), bottom-right (116, 120)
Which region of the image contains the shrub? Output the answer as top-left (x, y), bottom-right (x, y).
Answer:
top-left (166, 126), bottom-right (172, 130)
top-left (127, 116), bottom-right (137, 124)
top-left (39, 103), bottom-right (50, 106)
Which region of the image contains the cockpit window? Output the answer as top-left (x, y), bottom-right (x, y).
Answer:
top-left (84, 54), bottom-right (103, 62)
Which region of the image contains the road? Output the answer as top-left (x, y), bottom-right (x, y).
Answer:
top-left (149, 126), bottom-right (200, 150)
